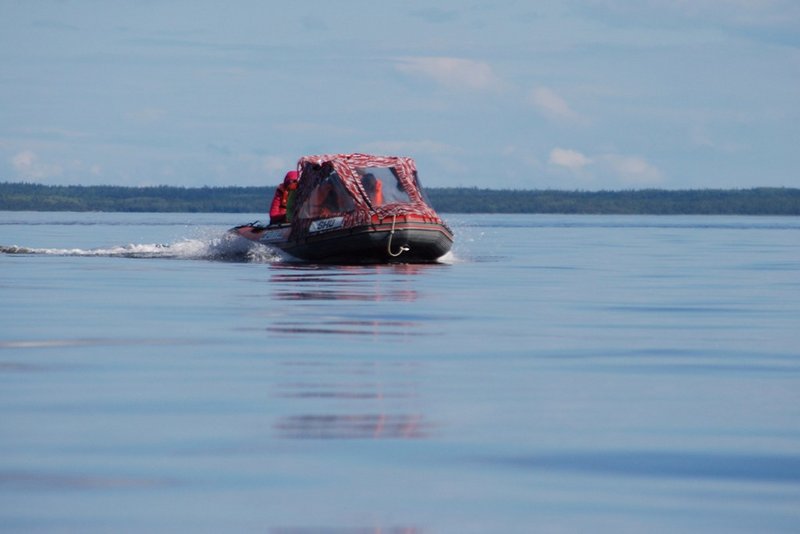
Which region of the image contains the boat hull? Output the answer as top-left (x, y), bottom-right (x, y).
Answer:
top-left (231, 219), bottom-right (453, 263)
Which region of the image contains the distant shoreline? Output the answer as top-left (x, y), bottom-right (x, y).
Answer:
top-left (1, 182), bottom-right (799, 215)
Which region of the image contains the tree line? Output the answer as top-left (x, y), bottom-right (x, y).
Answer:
top-left (428, 187), bottom-right (800, 215)
top-left (1, 182), bottom-right (799, 215)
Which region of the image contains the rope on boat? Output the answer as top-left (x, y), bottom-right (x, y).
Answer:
top-left (387, 214), bottom-right (410, 257)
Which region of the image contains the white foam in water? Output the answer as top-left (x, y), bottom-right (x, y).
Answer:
top-left (437, 251), bottom-right (460, 264)
top-left (0, 233), bottom-right (283, 263)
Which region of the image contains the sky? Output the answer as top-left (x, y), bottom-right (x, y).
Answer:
top-left (1, 0), bottom-right (799, 190)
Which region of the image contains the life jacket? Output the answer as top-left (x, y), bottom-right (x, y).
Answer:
top-left (281, 179), bottom-right (298, 206)
top-left (371, 180), bottom-right (383, 206)
top-left (269, 184), bottom-right (287, 223)
top-left (269, 170), bottom-right (299, 224)
top-left (312, 181), bottom-right (337, 217)
top-left (361, 174), bottom-right (383, 207)
top-left (284, 180), bottom-right (298, 222)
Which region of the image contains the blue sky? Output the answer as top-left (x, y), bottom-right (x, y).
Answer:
top-left (1, 0), bottom-right (798, 190)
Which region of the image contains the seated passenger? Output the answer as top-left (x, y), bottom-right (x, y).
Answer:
top-left (307, 178), bottom-right (343, 217)
top-left (361, 173), bottom-right (383, 206)
top-left (269, 170), bottom-right (299, 225)
top-left (324, 189), bottom-right (338, 212)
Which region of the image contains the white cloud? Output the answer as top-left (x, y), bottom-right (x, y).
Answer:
top-left (529, 86), bottom-right (585, 124)
top-left (12, 150), bottom-right (35, 171)
top-left (11, 150), bottom-right (63, 180)
top-left (547, 147), bottom-right (664, 186)
top-left (549, 147), bottom-right (592, 171)
top-left (601, 154), bottom-right (664, 185)
top-left (395, 57), bottom-right (505, 92)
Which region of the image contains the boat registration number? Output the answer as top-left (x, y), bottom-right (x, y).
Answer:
top-left (259, 229), bottom-right (288, 242)
top-left (309, 217), bottom-right (344, 233)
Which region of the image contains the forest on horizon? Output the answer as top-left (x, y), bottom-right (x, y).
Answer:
top-left (1, 182), bottom-right (799, 215)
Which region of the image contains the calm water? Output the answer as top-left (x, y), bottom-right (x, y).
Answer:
top-left (1, 211), bottom-right (799, 533)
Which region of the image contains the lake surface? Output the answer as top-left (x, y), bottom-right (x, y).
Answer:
top-left (1, 211), bottom-right (799, 533)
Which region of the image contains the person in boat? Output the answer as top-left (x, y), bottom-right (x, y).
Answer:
top-left (308, 176), bottom-right (343, 217)
top-left (269, 170), bottom-right (298, 225)
top-left (361, 173), bottom-right (383, 207)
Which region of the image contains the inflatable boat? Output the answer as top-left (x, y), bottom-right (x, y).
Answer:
top-left (230, 153), bottom-right (453, 263)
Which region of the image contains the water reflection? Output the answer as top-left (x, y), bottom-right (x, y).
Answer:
top-left (273, 360), bottom-right (434, 440)
top-left (266, 318), bottom-right (424, 337)
top-left (276, 381), bottom-right (414, 400)
top-left (263, 265), bottom-right (438, 439)
top-left (267, 263), bottom-right (439, 303)
top-left (262, 264), bottom-right (446, 336)
top-left (273, 289), bottom-right (419, 301)
top-left (274, 413), bottom-right (431, 440)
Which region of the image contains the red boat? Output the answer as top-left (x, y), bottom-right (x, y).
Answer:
top-left (230, 153), bottom-right (453, 263)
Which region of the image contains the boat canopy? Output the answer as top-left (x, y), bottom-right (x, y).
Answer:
top-left (290, 153), bottom-right (440, 236)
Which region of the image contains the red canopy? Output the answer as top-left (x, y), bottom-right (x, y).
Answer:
top-left (290, 153), bottom-right (440, 235)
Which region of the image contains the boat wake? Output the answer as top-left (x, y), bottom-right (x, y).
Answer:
top-left (0, 233), bottom-right (283, 263)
